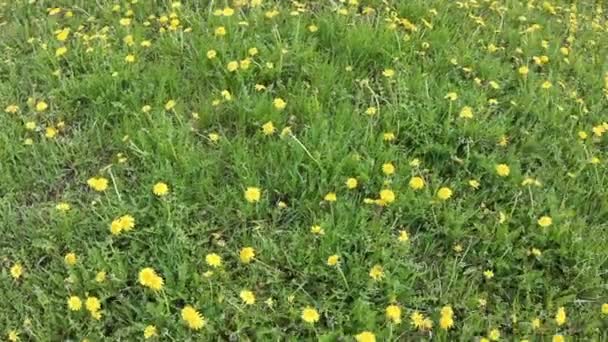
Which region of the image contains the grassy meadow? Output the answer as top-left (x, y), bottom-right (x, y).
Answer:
top-left (2, 0), bottom-right (608, 340)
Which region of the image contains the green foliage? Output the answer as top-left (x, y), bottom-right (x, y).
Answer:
top-left (1, 0), bottom-right (608, 340)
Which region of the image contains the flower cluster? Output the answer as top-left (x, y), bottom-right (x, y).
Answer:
top-left (3, 0), bottom-right (608, 340)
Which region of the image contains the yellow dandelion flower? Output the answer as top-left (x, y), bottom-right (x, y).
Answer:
top-left (153, 182), bottom-right (169, 196)
top-left (227, 61), bottom-right (239, 72)
top-left (383, 132), bottom-right (396, 141)
top-left (379, 189), bottom-right (395, 205)
top-left (301, 307), bottom-right (320, 323)
top-left (5, 104), bottom-right (20, 113)
top-left (214, 26), bottom-right (226, 36)
top-left (324, 192), bottom-right (337, 202)
top-left (385, 304), bottom-right (402, 324)
top-left (64, 252), bottom-right (77, 266)
top-left (369, 264), bottom-right (384, 281)
top-left (240, 290), bottom-right (256, 305)
top-left (239, 58), bottom-right (251, 70)
top-left (555, 307), bottom-right (566, 326)
top-left (310, 225), bottom-right (325, 235)
top-left (67, 296), bottom-right (82, 311)
top-left (439, 315), bottom-right (454, 330)
top-left (410, 311), bottom-right (427, 330)
top-left (110, 219), bottom-right (123, 235)
top-left (518, 65), bottom-right (529, 76)
top-left (164, 100), bottom-right (176, 111)
top-left (138, 267), bottom-right (164, 291)
top-left (239, 247), bottom-right (256, 263)
top-left (181, 305), bottom-right (205, 330)
top-left (45, 126), bottom-right (58, 138)
top-left (143, 325), bottom-right (157, 339)
top-left (440, 305), bottom-right (454, 317)
top-left (365, 107), bottom-right (377, 116)
top-left (537, 216), bottom-right (552, 228)
top-left (483, 269), bottom-right (494, 279)
top-left (208, 133), bottom-right (220, 142)
top-left (10, 263), bottom-right (23, 279)
top-left (355, 331), bottom-right (376, 342)
top-left (409, 176), bottom-right (425, 190)
top-left (273, 98), bottom-right (287, 110)
top-left (87, 177), bottom-right (108, 192)
top-left (8, 330), bottom-right (19, 342)
top-left (459, 106), bottom-right (473, 119)
top-left (382, 163), bottom-right (395, 175)
top-left (265, 9), bottom-right (280, 18)
top-left (220, 90), bottom-right (232, 101)
top-left (444, 92), bottom-right (458, 101)
top-left (85, 296), bottom-right (101, 313)
top-left (55, 202), bottom-right (70, 211)
top-left (244, 187), bottom-right (261, 203)
top-left (593, 125), bottom-right (605, 137)
top-left (205, 253), bottom-right (222, 267)
top-left (222, 7), bottom-right (234, 16)
top-left (495, 164), bottom-right (510, 177)
top-left (35, 101), bottom-right (48, 112)
top-left (56, 28), bottom-right (70, 41)
top-left (55, 46), bottom-right (68, 57)
top-left (327, 255), bottom-right (340, 266)
top-left (110, 214), bottom-right (135, 235)
top-left (469, 179), bottom-right (480, 189)
top-left (398, 230), bottom-right (409, 242)
top-left (578, 131), bottom-right (588, 140)
top-left (95, 271), bottom-right (106, 283)
top-left (345, 178), bottom-right (358, 189)
top-left (123, 35), bottom-right (134, 46)
top-left (262, 121), bottom-right (276, 135)
top-left (437, 187), bottom-right (453, 200)
top-left (382, 68), bottom-right (395, 78)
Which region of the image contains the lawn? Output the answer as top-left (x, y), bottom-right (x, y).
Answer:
top-left (1, 0), bottom-right (608, 341)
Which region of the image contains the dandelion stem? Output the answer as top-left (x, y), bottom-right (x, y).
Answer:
top-left (108, 168), bottom-right (122, 202)
top-left (161, 289), bottom-right (170, 314)
top-left (225, 299), bottom-right (244, 313)
top-left (337, 267), bottom-right (350, 290)
top-left (255, 259), bottom-right (281, 275)
top-left (290, 134), bottom-right (322, 170)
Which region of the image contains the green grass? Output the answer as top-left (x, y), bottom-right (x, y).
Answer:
top-left (2, 0), bottom-right (608, 340)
